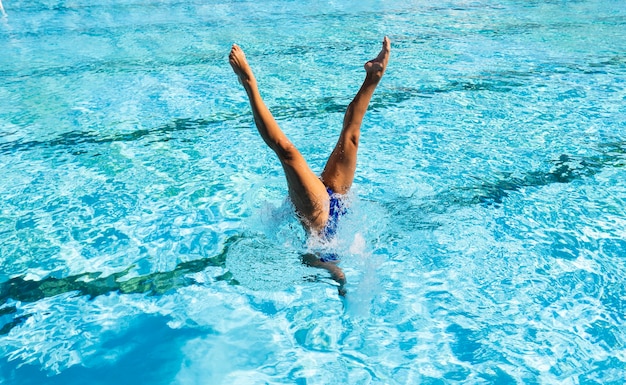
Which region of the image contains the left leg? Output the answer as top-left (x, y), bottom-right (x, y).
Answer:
top-left (229, 44), bottom-right (330, 233)
top-left (321, 37), bottom-right (391, 194)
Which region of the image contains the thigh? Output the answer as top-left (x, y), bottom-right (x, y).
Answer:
top-left (320, 132), bottom-right (358, 195)
top-left (280, 153), bottom-right (330, 232)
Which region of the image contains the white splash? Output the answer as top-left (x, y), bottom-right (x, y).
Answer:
top-left (344, 232), bottom-right (382, 318)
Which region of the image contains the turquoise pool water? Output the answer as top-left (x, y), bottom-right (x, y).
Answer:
top-left (1, 0), bottom-right (625, 383)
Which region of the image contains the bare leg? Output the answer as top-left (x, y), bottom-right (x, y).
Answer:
top-left (229, 44), bottom-right (330, 232)
top-left (321, 37), bottom-right (391, 194)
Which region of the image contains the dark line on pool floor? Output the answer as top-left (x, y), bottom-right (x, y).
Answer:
top-left (385, 141), bottom-right (626, 227)
top-left (0, 97), bottom-right (359, 156)
top-left (0, 117), bottom-right (226, 156)
top-left (470, 142), bottom-right (626, 205)
top-left (0, 234), bottom-right (243, 335)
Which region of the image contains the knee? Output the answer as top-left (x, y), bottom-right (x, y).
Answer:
top-left (347, 132), bottom-right (360, 147)
top-left (340, 123), bottom-right (360, 148)
top-left (272, 139), bottom-right (299, 162)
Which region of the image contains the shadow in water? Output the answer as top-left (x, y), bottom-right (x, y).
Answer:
top-left (0, 314), bottom-right (208, 385)
top-left (0, 234), bottom-right (243, 335)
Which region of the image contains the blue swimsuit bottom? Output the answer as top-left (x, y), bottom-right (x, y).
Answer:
top-left (318, 187), bottom-right (347, 263)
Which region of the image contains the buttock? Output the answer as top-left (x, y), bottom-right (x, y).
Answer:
top-left (321, 187), bottom-right (347, 240)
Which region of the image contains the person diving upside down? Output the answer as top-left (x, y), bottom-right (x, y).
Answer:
top-left (229, 37), bottom-right (391, 295)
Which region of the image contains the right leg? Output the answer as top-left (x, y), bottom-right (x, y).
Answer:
top-left (321, 37), bottom-right (390, 195)
top-left (229, 45), bottom-right (329, 232)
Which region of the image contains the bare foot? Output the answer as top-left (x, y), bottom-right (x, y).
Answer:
top-left (364, 36), bottom-right (391, 81)
top-left (229, 44), bottom-right (256, 85)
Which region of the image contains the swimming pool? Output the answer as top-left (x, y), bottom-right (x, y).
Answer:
top-left (1, 0), bottom-right (625, 383)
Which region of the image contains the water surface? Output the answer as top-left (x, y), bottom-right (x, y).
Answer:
top-left (1, 0), bottom-right (625, 384)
